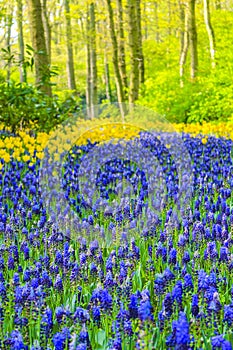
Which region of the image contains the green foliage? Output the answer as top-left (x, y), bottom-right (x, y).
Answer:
top-left (0, 82), bottom-right (80, 133)
top-left (139, 80), bottom-right (232, 124)
top-left (186, 84), bottom-right (233, 123)
top-left (1, 0), bottom-right (233, 126)
top-left (137, 4), bottom-right (233, 124)
top-left (138, 71), bottom-right (233, 124)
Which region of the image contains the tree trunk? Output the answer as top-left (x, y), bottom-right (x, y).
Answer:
top-left (143, 2), bottom-right (148, 40)
top-left (127, 0), bottom-right (140, 104)
top-left (203, 0), bottom-right (215, 68)
top-left (104, 35), bottom-right (112, 102)
top-left (53, 5), bottom-right (62, 55)
top-left (41, 0), bottom-right (51, 65)
top-left (64, 0), bottom-right (76, 90)
top-left (154, 2), bottom-right (160, 43)
top-left (188, 0), bottom-right (198, 80)
top-left (86, 12), bottom-right (91, 115)
top-left (116, 0), bottom-right (128, 92)
top-left (167, 0), bottom-right (171, 36)
top-left (89, 2), bottom-right (98, 118)
top-left (136, 0), bottom-right (144, 85)
top-left (16, 0), bottom-right (27, 83)
top-left (179, 1), bottom-right (189, 87)
top-left (28, 0), bottom-right (52, 96)
top-left (106, 0), bottom-right (126, 118)
top-left (5, 8), bottom-right (13, 81)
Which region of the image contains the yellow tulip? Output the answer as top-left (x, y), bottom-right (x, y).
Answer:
top-left (22, 155), bottom-right (31, 162)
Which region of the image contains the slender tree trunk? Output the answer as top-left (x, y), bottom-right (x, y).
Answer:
top-left (16, 0), bottom-right (27, 82)
top-left (127, 0), bottom-right (140, 104)
top-left (203, 0), bottom-right (216, 68)
top-left (28, 0), bottom-right (52, 96)
top-left (188, 0), bottom-right (198, 80)
top-left (179, 1), bottom-right (185, 56)
top-left (143, 2), bottom-right (148, 40)
top-left (64, 0), bottom-right (76, 90)
top-left (136, 0), bottom-right (144, 85)
top-left (53, 5), bottom-right (62, 55)
top-left (106, 0), bottom-right (126, 119)
top-left (104, 49), bottom-right (112, 102)
top-left (179, 1), bottom-right (189, 87)
top-left (86, 12), bottom-right (91, 115)
top-left (102, 16), bottom-right (112, 102)
top-left (154, 2), bottom-right (160, 43)
top-left (116, 0), bottom-right (127, 92)
top-left (6, 8), bottom-right (13, 81)
top-left (167, 0), bottom-right (171, 36)
top-left (41, 0), bottom-right (51, 65)
top-left (89, 2), bottom-right (98, 118)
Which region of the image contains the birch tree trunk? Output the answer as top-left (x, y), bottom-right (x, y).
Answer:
top-left (28, 0), bottom-right (52, 96)
top-left (16, 0), bottom-right (27, 82)
top-left (188, 0), bottom-right (198, 80)
top-left (106, 0), bottom-right (126, 119)
top-left (116, 0), bottom-right (128, 92)
top-left (203, 0), bottom-right (216, 68)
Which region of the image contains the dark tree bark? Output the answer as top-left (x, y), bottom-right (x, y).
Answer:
top-left (64, 0), bottom-right (76, 90)
top-left (28, 0), bottom-right (52, 96)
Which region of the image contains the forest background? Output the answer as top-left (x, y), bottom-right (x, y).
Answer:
top-left (0, 0), bottom-right (233, 132)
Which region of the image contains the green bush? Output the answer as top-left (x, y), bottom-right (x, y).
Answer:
top-left (0, 82), bottom-right (81, 133)
top-left (186, 85), bottom-right (233, 123)
top-left (138, 77), bottom-right (233, 124)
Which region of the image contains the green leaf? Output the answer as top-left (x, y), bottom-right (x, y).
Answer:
top-left (95, 329), bottom-right (106, 346)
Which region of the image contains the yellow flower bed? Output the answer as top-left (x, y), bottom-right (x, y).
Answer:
top-left (174, 121), bottom-right (233, 139)
top-left (0, 120), bottom-right (232, 163)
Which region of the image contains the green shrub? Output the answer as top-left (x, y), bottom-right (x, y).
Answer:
top-left (0, 82), bottom-right (81, 133)
top-left (138, 77), bottom-right (233, 124)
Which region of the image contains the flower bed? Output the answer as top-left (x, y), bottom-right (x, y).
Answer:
top-left (0, 122), bottom-right (233, 349)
